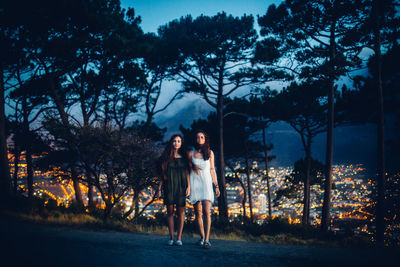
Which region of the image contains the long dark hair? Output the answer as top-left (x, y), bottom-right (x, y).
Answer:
top-left (159, 134), bottom-right (192, 180)
top-left (194, 130), bottom-right (211, 160)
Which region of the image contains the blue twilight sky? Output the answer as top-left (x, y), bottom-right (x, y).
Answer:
top-left (120, 0), bottom-right (283, 34)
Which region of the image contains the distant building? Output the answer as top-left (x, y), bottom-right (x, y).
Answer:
top-left (259, 194), bottom-right (267, 214)
top-left (226, 187), bottom-right (240, 204)
top-left (234, 161), bottom-right (241, 170)
top-left (252, 161), bottom-right (258, 169)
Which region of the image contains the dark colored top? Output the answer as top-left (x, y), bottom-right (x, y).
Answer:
top-left (163, 158), bottom-right (188, 207)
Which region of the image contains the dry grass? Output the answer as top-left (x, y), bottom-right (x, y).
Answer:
top-left (1, 210), bottom-right (370, 247)
top-left (134, 224), bottom-right (169, 235)
top-left (3, 210), bottom-right (137, 233)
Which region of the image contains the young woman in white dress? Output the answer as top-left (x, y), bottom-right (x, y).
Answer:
top-left (189, 130), bottom-right (220, 249)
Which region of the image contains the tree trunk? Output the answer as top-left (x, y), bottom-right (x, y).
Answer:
top-left (227, 163), bottom-right (246, 222)
top-left (244, 141), bottom-right (253, 223)
top-left (135, 191), bottom-right (158, 219)
top-left (49, 76), bottom-right (69, 126)
top-left (262, 127), bottom-right (272, 217)
top-left (71, 168), bottom-right (84, 209)
top-left (321, 77), bottom-right (334, 231)
top-left (216, 96), bottom-right (228, 222)
top-left (134, 191), bottom-right (139, 221)
top-left (0, 65), bottom-right (11, 200)
top-left (373, 0), bottom-right (385, 247)
top-left (22, 99), bottom-right (34, 199)
top-left (103, 202), bottom-right (113, 220)
top-left (13, 146), bottom-right (20, 195)
top-left (87, 172), bottom-right (95, 212)
top-left (26, 145), bottom-right (34, 199)
top-left (321, 21), bottom-right (336, 232)
top-left (239, 176), bottom-right (247, 222)
top-left (302, 139), bottom-right (312, 224)
top-left (143, 113), bottom-right (153, 137)
top-left (122, 191), bottom-right (135, 219)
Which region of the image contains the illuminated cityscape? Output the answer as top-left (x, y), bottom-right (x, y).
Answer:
top-left (11, 151), bottom-right (378, 233)
top-left (224, 163), bottom-right (373, 230)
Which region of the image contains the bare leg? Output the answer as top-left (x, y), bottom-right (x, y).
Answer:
top-left (176, 206), bottom-right (185, 240)
top-left (203, 200), bottom-right (212, 242)
top-left (194, 201), bottom-right (205, 239)
top-left (167, 205), bottom-right (175, 240)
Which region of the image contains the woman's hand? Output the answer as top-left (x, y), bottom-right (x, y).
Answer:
top-left (186, 186), bottom-right (191, 198)
top-left (215, 187), bottom-right (220, 198)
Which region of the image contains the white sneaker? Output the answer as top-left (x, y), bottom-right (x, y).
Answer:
top-left (174, 240), bottom-right (183, 246)
top-left (167, 239), bottom-right (174, 246)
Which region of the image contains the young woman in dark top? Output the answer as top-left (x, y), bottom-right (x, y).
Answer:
top-left (157, 134), bottom-right (191, 246)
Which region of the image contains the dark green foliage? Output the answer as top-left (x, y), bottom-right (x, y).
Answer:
top-left (259, 0), bottom-right (366, 79)
top-left (274, 80), bottom-right (328, 133)
top-left (129, 121), bottom-right (166, 142)
top-left (275, 158), bottom-right (325, 205)
top-left (288, 158), bottom-right (325, 187)
top-left (159, 12), bottom-right (258, 67)
top-left (339, 45), bottom-right (400, 126)
top-left (137, 33), bottom-right (185, 130)
top-left (0, 194), bottom-right (45, 214)
top-left (357, 0), bottom-right (400, 49)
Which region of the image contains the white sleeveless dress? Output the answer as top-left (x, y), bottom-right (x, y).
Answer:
top-left (190, 156), bottom-right (214, 204)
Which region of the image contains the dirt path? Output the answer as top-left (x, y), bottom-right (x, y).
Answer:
top-left (1, 218), bottom-right (397, 267)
